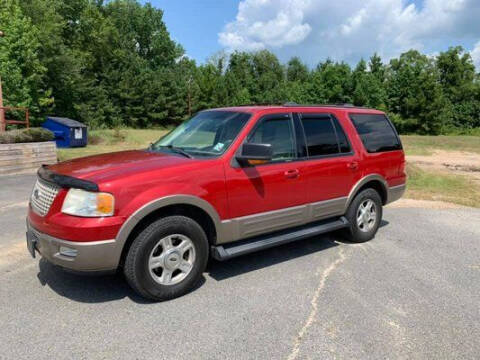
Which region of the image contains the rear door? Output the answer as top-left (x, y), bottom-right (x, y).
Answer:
top-left (296, 113), bottom-right (361, 219)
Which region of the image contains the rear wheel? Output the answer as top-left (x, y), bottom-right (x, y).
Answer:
top-left (343, 188), bottom-right (382, 243)
top-left (124, 216), bottom-right (209, 301)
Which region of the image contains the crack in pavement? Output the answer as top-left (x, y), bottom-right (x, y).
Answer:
top-left (287, 245), bottom-right (348, 360)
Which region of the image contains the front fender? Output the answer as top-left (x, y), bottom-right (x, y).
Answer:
top-left (116, 193), bottom-right (223, 246)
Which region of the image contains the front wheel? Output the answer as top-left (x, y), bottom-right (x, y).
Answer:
top-left (343, 188), bottom-right (382, 243)
top-left (124, 216), bottom-right (209, 301)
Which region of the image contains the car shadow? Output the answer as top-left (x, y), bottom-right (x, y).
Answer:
top-left (207, 219), bottom-right (390, 281)
top-left (35, 220), bottom-right (389, 303)
top-left (333, 219), bottom-right (389, 244)
top-left (207, 233), bottom-right (339, 281)
top-left (36, 259), bottom-right (205, 304)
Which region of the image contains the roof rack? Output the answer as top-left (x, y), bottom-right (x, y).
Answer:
top-left (236, 102), bottom-right (283, 107)
top-left (233, 102), bottom-right (371, 109)
top-left (282, 102), bottom-right (361, 108)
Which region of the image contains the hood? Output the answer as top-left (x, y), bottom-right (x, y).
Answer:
top-left (48, 150), bottom-right (195, 184)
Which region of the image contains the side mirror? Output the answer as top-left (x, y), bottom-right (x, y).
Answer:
top-left (236, 143), bottom-right (273, 166)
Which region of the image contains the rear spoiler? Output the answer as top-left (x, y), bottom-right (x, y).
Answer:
top-left (37, 165), bottom-right (99, 192)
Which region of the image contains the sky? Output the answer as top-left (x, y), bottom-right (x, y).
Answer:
top-left (148, 0), bottom-right (480, 68)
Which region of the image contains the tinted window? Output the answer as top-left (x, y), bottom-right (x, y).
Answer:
top-left (332, 117), bottom-right (351, 153)
top-left (349, 114), bottom-right (401, 153)
top-left (248, 117), bottom-right (295, 161)
top-left (301, 116), bottom-right (339, 156)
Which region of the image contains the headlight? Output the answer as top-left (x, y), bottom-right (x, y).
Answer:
top-left (61, 188), bottom-right (115, 217)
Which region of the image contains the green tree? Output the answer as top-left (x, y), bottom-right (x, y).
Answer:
top-left (251, 50), bottom-right (286, 103)
top-left (224, 51), bottom-right (255, 105)
top-left (351, 59), bottom-right (386, 108)
top-left (0, 0), bottom-right (52, 123)
top-left (369, 53), bottom-right (386, 82)
top-left (286, 57), bottom-right (309, 83)
top-left (436, 46), bottom-right (476, 102)
top-left (4, 0), bottom-right (480, 134)
top-left (311, 60), bottom-right (352, 104)
top-left (386, 50), bottom-right (446, 134)
top-left (436, 46), bottom-right (479, 129)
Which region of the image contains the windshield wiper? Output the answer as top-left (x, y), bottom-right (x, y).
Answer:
top-left (163, 145), bottom-right (193, 158)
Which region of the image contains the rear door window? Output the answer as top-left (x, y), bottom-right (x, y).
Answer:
top-left (349, 114), bottom-right (402, 153)
top-left (299, 114), bottom-right (354, 157)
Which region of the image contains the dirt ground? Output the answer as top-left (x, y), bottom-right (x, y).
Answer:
top-left (407, 150), bottom-right (480, 184)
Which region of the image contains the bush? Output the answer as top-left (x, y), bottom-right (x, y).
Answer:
top-left (0, 128), bottom-right (54, 144)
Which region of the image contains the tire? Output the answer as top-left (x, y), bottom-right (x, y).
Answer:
top-left (124, 215), bottom-right (209, 301)
top-left (343, 188), bottom-right (383, 243)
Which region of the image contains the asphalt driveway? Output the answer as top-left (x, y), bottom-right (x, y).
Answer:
top-left (0, 173), bottom-right (479, 359)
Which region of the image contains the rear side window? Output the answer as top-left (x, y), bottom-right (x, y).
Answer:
top-left (349, 114), bottom-right (401, 153)
top-left (301, 116), bottom-right (338, 156)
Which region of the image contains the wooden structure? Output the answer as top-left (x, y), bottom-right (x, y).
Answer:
top-left (0, 141), bottom-right (57, 175)
top-left (0, 106), bottom-right (30, 132)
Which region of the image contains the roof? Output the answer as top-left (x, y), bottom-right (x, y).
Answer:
top-left (46, 116), bottom-right (86, 128)
top-left (209, 104), bottom-right (384, 114)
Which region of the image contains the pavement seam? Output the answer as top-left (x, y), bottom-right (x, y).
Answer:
top-left (287, 245), bottom-right (348, 360)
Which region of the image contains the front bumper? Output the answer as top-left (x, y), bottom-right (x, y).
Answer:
top-left (27, 221), bottom-right (119, 273)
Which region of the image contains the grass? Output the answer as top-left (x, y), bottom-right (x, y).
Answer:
top-left (401, 135), bottom-right (480, 156)
top-left (405, 163), bottom-right (480, 207)
top-left (57, 128), bottom-right (169, 161)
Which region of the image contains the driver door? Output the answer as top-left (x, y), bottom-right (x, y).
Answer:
top-left (224, 113), bottom-right (308, 238)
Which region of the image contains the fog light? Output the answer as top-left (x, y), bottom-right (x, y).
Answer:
top-left (59, 246), bottom-right (78, 258)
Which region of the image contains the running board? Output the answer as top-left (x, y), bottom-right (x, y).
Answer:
top-left (212, 216), bottom-right (350, 261)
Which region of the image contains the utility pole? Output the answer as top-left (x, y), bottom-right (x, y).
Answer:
top-left (0, 30), bottom-right (5, 132)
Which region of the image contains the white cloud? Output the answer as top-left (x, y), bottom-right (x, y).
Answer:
top-left (471, 41), bottom-right (480, 69)
top-left (219, 0), bottom-right (312, 51)
top-left (219, 0), bottom-right (480, 66)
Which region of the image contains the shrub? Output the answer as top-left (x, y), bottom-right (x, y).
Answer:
top-left (0, 128), bottom-right (54, 144)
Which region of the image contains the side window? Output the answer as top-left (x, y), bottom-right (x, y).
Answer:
top-left (349, 114), bottom-right (401, 153)
top-left (248, 117), bottom-right (295, 161)
top-left (332, 117), bottom-right (351, 153)
top-left (300, 116), bottom-right (339, 156)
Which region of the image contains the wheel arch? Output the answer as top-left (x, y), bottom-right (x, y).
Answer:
top-left (115, 195), bottom-right (222, 268)
top-left (344, 174), bottom-right (388, 212)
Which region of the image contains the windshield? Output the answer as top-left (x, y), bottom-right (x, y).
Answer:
top-left (152, 111), bottom-right (250, 157)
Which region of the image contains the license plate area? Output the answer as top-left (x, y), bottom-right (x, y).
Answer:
top-left (26, 231), bottom-right (38, 258)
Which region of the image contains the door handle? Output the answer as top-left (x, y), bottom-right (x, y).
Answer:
top-left (284, 169), bottom-right (299, 179)
top-left (347, 162), bottom-right (359, 170)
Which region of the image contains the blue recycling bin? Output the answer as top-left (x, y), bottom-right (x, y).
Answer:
top-left (42, 117), bottom-right (87, 148)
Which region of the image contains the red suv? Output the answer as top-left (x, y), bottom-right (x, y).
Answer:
top-left (26, 104), bottom-right (406, 300)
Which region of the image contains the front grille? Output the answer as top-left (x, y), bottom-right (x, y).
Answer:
top-left (30, 179), bottom-right (60, 216)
